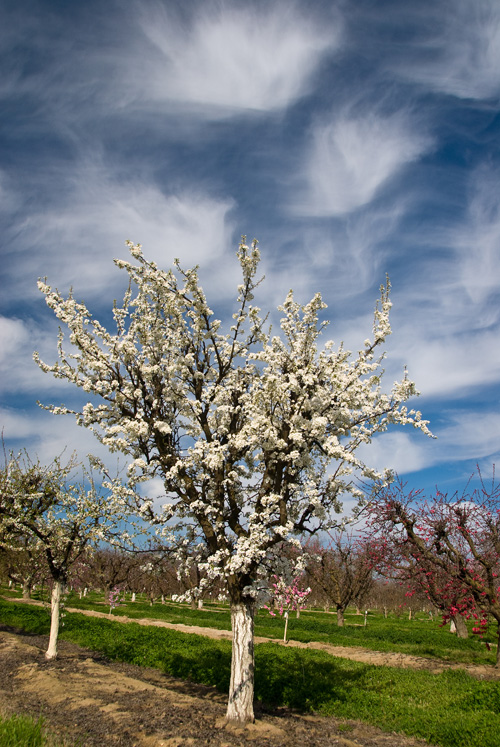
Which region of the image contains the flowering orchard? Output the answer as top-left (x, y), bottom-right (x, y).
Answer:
top-left (365, 471), bottom-right (500, 662)
top-left (0, 451), bottom-right (125, 659)
top-left (35, 237), bottom-right (430, 721)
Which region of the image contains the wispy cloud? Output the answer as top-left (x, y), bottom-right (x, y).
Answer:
top-left (357, 431), bottom-right (430, 477)
top-left (0, 405), bottom-right (124, 470)
top-left (7, 159), bottom-right (236, 304)
top-left (392, 330), bottom-right (500, 400)
top-left (135, 3), bottom-right (340, 115)
top-left (387, 0), bottom-right (500, 100)
top-left (294, 109), bottom-right (432, 216)
top-left (450, 163), bottom-right (500, 307)
top-left (357, 407), bottom-right (500, 480)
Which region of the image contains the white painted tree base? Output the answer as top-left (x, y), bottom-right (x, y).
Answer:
top-left (45, 581), bottom-right (63, 660)
top-left (226, 601), bottom-right (255, 723)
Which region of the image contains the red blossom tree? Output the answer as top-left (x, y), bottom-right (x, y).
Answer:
top-left (365, 470), bottom-right (500, 662)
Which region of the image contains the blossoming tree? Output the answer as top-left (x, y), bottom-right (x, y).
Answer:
top-left (0, 451), bottom-right (124, 659)
top-left (365, 472), bottom-right (500, 660)
top-left (265, 574), bottom-right (311, 642)
top-left (34, 237), bottom-right (430, 721)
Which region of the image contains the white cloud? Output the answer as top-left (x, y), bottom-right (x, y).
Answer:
top-left (450, 164), bottom-right (500, 307)
top-left (0, 406), bottom-right (117, 468)
top-left (437, 411), bottom-right (500, 462)
top-left (11, 161), bottom-right (236, 303)
top-left (135, 3), bottom-right (339, 115)
top-left (357, 408), bottom-right (500, 480)
top-left (0, 316), bottom-right (58, 395)
top-left (390, 0), bottom-right (500, 100)
top-left (357, 431), bottom-right (430, 477)
top-left (295, 110), bottom-right (432, 216)
top-left (385, 327), bottom-right (500, 401)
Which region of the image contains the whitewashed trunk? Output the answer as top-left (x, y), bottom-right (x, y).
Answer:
top-left (197, 599), bottom-right (204, 609)
top-left (131, 592), bottom-right (136, 602)
top-left (46, 581), bottom-right (63, 660)
top-left (226, 601), bottom-right (255, 724)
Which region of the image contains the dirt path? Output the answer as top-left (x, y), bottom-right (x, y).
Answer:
top-left (38, 601), bottom-right (500, 681)
top-left (0, 628), bottom-right (432, 747)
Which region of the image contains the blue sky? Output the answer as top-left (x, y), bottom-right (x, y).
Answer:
top-left (1, 0), bottom-right (499, 501)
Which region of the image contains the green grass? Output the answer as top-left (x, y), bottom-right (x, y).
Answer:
top-left (0, 712), bottom-right (67, 746)
top-left (1, 596), bottom-right (500, 747)
top-left (7, 584), bottom-right (497, 666)
top-left (6, 585), bottom-right (497, 665)
top-left (35, 588), bottom-right (495, 667)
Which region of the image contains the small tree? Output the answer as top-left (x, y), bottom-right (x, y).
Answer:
top-left (0, 535), bottom-right (47, 599)
top-left (35, 237), bottom-right (430, 721)
top-left (0, 451), bottom-right (124, 659)
top-left (265, 575), bottom-right (311, 642)
top-left (305, 533), bottom-right (374, 626)
top-left (366, 471), bottom-right (500, 661)
top-left (86, 547), bottom-right (140, 596)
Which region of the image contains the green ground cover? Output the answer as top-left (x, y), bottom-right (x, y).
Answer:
top-left (6, 585), bottom-right (494, 667)
top-left (1, 596), bottom-right (499, 747)
top-left (0, 712), bottom-right (66, 746)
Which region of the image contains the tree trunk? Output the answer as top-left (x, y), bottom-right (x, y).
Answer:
top-left (198, 599), bottom-right (204, 609)
top-left (22, 580), bottom-right (31, 600)
top-left (283, 611), bottom-right (289, 642)
top-left (496, 627), bottom-right (500, 669)
top-left (226, 600), bottom-right (255, 724)
top-left (46, 581), bottom-right (63, 660)
top-left (336, 607), bottom-right (345, 627)
top-left (452, 615), bottom-right (468, 639)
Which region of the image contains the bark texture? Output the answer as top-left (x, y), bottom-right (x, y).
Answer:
top-left (46, 581), bottom-right (63, 660)
top-left (226, 601), bottom-right (255, 723)
top-left (336, 607), bottom-right (345, 627)
top-left (452, 615), bottom-right (469, 639)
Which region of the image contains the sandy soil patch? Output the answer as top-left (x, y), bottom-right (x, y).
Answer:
top-left (0, 627), bottom-right (432, 747)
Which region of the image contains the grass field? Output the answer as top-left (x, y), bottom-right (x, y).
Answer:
top-left (4, 585), bottom-right (495, 667)
top-left (0, 712), bottom-right (65, 747)
top-left (1, 592), bottom-right (500, 747)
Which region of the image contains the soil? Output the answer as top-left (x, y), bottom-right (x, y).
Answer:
top-left (2, 599), bottom-right (495, 746)
top-left (0, 627), bottom-right (431, 747)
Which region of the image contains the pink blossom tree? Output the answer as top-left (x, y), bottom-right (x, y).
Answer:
top-left (365, 470), bottom-right (500, 660)
top-left (265, 575), bottom-right (311, 641)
